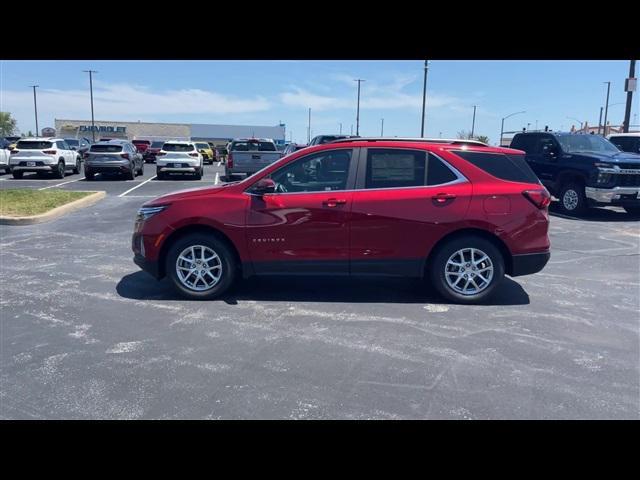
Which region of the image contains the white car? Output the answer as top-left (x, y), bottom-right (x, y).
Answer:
top-left (9, 137), bottom-right (82, 179)
top-left (156, 141), bottom-right (204, 180)
top-left (0, 140), bottom-right (11, 173)
top-left (607, 132), bottom-right (640, 154)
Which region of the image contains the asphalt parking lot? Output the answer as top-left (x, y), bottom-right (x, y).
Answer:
top-left (1, 165), bottom-right (639, 419)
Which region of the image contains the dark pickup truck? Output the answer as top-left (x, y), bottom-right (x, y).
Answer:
top-left (510, 132), bottom-right (640, 215)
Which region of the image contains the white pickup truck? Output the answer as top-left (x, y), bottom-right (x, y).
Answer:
top-left (225, 138), bottom-right (282, 180)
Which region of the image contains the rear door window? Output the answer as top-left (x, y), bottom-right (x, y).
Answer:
top-left (16, 141), bottom-right (53, 150)
top-left (454, 151), bottom-right (540, 184)
top-left (365, 149), bottom-right (426, 189)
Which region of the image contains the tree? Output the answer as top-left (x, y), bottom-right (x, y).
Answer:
top-left (0, 112), bottom-right (17, 137)
top-left (457, 130), bottom-right (490, 144)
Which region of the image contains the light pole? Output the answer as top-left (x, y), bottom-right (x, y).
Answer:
top-left (29, 85), bottom-right (39, 135)
top-left (500, 111), bottom-right (526, 146)
top-left (471, 105), bottom-right (477, 137)
top-left (350, 124), bottom-right (353, 135)
top-left (420, 60), bottom-right (429, 137)
top-left (602, 81), bottom-right (611, 136)
top-left (598, 107), bottom-right (603, 135)
top-left (354, 79), bottom-right (365, 136)
top-left (380, 118), bottom-right (384, 136)
top-left (566, 116), bottom-right (585, 131)
top-left (83, 70), bottom-right (98, 142)
top-left (339, 123), bottom-right (342, 135)
top-left (307, 108), bottom-right (311, 143)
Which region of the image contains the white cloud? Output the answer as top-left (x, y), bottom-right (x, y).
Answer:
top-left (1, 82), bottom-right (271, 132)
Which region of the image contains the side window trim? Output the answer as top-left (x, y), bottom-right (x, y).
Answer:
top-left (354, 147), bottom-right (467, 191)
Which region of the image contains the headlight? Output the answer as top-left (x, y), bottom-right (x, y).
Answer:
top-left (137, 205), bottom-right (168, 221)
top-left (597, 173), bottom-right (611, 184)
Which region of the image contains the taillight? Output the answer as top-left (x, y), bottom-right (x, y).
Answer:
top-left (523, 189), bottom-right (551, 209)
top-left (189, 152), bottom-right (199, 157)
top-left (43, 150), bottom-right (57, 155)
top-left (121, 153), bottom-right (130, 160)
top-left (227, 153), bottom-right (233, 168)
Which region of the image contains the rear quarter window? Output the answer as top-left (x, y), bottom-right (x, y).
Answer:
top-left (454, 151), bottom-right (540, 184)
top-left (16, 141), bottom-right (53, 149)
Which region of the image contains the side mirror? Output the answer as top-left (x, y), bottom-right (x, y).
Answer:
top-left (251, 178), bottom-right (276, 195)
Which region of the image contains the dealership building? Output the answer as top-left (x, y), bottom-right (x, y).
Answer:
top-left (54, 119), bottom-right (287, 147)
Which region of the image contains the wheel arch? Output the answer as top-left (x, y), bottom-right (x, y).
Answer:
top-left (157, 224), bottom-right (241, 279)
top-left (424, 228), bottom-right (514, 277)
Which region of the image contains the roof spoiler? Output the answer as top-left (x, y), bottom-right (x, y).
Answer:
top-left (331, 137), bottom-right (489, 147)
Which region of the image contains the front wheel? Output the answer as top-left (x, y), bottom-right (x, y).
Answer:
top-left (139, 162), bottom-right (144, 176)
top-left (429, 236), bottom-right (505, 304)
top-left (73, 158), bottom-right (81, 174)
top-left (624, 206), bottom-right (640, 215)
top-left (558, 182), bottom-right (588, 215)
top-left (166, 234), bottom-right (237, 300)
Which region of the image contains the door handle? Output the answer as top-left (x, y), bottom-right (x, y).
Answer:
top-left (432, 193), bottom-right (456, 204)
top-left (322, 198), bottom-right (347, 208)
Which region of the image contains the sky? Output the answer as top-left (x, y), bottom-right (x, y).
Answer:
top-left (1, 60), bottom-right (637, 145)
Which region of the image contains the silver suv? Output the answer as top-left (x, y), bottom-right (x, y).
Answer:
top-left (84, 140), bottom-right (144, 180)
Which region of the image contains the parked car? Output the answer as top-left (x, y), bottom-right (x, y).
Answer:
top-left (84, 140), bottom-right (144, 180)
top-left (607, 133), bottom-right (640, 154)
top-left (143, 141), bottom-right (165, 163)
top-left (282, 143), bottom-right (308, 156)
top-left (215, 146), bottom-right (228, 164)
top-left (5, 136), bottom-right (21, 150)
top-left (309, 134), bottom-right (359, 146)
top-left (132, 137), bottom-right (551, 304)
top-left (510, 132), bottom-right (640, 215)
top-left (9, 137), bottom-right (82, 179)
top-left (155, 141), bottom-right (204, 180)
top-left (0, 138), bottom-right (11, 173)
top-left (225, 138), bottom-right (282, 180)
top-left (195, 142), bottom-right (215, 164)
top-left (132, 139), bottom-right (152, 154)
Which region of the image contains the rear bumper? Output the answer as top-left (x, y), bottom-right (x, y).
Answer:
top-left (134, 253), bottom-right (161, 279)
top-left (158, 166), bottom-right (198, 173)
top-left (585, 186), bottom-right (640, 205)
top-left (86, 162), bottom-right (132, 173)
top-left (510, 251), bottom-right (550, 277)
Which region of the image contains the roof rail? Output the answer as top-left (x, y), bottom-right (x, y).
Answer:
top-left (331, 137), bottom-right (489, 147)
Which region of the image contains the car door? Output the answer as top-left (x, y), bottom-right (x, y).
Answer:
top-left (245, 147), bottom-right (357, 275)
top-left (523, 134), bottom-right (561, 187)
top-left (349, 147), bottom-right (472, 277)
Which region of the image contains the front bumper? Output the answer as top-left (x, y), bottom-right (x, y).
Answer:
top-left (510, 251), bottom-right (550, 277)
top-left (134, 253), bottom-right (161, 279)
top-left (585, 186), bottom-right (640, 205)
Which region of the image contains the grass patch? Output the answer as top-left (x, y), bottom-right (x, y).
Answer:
top-left (0, 189), bottom-right (94, 217)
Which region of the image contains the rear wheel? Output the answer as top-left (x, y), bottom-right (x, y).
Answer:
top-left (429, 236), bottom-right (505, 304)
top-left (166, 234), bottom-right (237, 300)
top-left (125, 164), bottom-right (135, 180)
top-left (624, 206), bottom-right (640, 215)
top-left (73, 158), bottom-right (81, 174)
top-left (53, 161), bottom-right (65, 179)
top-left (85, 170), bottom-right (94, 181)
top-left (12, 171), bottom-right (23, 179)
top-left (558, 182), bottom-right (588, 215)
top-left (139, 162), bottom-right (144, 175)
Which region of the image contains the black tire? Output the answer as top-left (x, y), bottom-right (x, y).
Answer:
top-left (166, 233), bottom-right (237, 300)
top-left (53, 161), bottom-right (65, 179)
top-left (139, 162), bottom-right (144, 175)
top-left (624, 206), bottom-right (640, 215)
top-left (125, 165), bottom-right (135, 180)
top-left (85, 170), bottom-right (94, 181)
top-left (72, 158), bottom-right (81, 175)
top-left (195, 166), bottom-right (203, 180)
top-left (156, 169), bottom-right (165, 180)
top-left (12, 171), bottom-right (23, 179)
top-left (558, 182), bottom-right (588, 215)
top-left (429, 235), bottom-right (505, 304)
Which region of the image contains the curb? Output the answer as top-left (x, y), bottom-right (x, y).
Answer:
top-left (0, 191), bottom-right (106, 225)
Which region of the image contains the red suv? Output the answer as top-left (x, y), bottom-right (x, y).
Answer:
top-left (132, 138), bottom-right (551, 304)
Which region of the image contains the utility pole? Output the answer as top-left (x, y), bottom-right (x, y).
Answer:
top-left (307, 108), bottom-right (311, 143)
top-left (380, 118), bottom-right (384, 136)
top-left (501, 111), bottom-right (526, 146)
top-left (350, 124), bottom-right (353, 135)
top-left (354, 79), bottom-right (365, 136)
top-left (339, 122), bottom-right (342, 135)
top-left (623, 60), bottom-right (636, 133)
top-left (598, 107), bottom-right (603, 135)
top-left (420, 60), bottom-right (429, 137)
top-left (83, 70), bottom-right (98, 142)
top-left (602, 81), bottom-right (611, 136)
top-left (471, 105), bottom-right (477, 137)
top-left (29, 85), bottom-right (39, 135)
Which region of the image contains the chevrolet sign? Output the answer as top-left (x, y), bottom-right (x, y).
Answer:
top-left (79, 125), bottom-right (127, 133)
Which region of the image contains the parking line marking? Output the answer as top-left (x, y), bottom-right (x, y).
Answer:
top-left (38, 177), bottom-right (84, 190)
top-left (118, 175), bottom-right (157, 197)
top-left (214, 172), bottom-right (219, 185)
top-left (216, 161), bottom-right (221, 167)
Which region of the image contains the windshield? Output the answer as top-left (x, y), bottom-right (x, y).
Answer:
top-left (65, 139), bottom-right (79, 147)
top-left (163, 143), bottom-right (194, 152)
top-left (231, 141), bottom-right (276, 152)
top-left (557, 135), bottom-right (620, 153)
